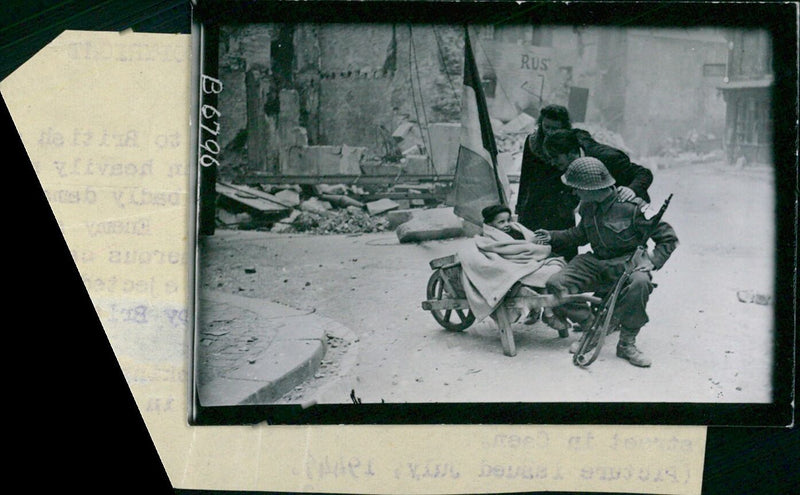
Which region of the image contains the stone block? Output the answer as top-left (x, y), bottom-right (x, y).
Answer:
top-left (217, 209), bottom-right (252, 225)
top-left (314, 146), bottom-right (345, 175)
top-left (316, 184), bottom-right (349, 195)
top-left (386, 209), bottom-right (415, 229)
top-left (392, 122), bottom-right (415, 140)
top-left (300, 197), bottom-right (333, 213)
top-left (395, 207), bottom-right (465, 243)
top-left (340, 144), bottom-right (365, 175)
top-left (461, 220), bottom-right (483, 237)
top-left (284, 146), bottom-right (321, 175)
top-left (366, 198), bottom-right (400, 215)
top-left (429, 122), bottom-right (461, 175)
top-left (279, 209), bottom-right (301, 224)
top-left (319, 194), bottom-right (364, 209)
top-left (274, 189), bottom-right (301, 207)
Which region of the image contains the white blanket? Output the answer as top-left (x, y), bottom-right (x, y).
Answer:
top-left (458, 222), bottom-right (566, 322)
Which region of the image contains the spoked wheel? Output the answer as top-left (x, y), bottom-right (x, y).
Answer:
top-left (426, 269), bottom-right (475, 331)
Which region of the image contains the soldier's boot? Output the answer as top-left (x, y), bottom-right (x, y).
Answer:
top-left (616, 326), bottom-right (652, 367)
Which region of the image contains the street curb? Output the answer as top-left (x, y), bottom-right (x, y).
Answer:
top-left (299, 314), bottom-right (362, 405)
top-left (197, 290), bottom-right (328, 406)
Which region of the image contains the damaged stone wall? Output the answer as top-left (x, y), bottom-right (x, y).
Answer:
top-left (217, 23), bottom-right (728, 176)
top-left (314, 24), bottom-right (463, 153)
top-left (219, 25), bottom-right (280, 172)
top-left (623, 29), bottom-right (728, 157)
top-left (218, 23), bottom-right (468, 176)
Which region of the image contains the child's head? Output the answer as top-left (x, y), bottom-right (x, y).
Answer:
top-left (481, 204), bottom-right (513, 232)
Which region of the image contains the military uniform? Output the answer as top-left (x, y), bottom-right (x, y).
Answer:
top-left (536, 155), bottom-right (678, 366)
top-left (545, 192), bottom-right (679, 332)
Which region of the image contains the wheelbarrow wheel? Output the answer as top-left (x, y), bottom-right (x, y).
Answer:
top-left (426, 269), bottom-right (475, 332)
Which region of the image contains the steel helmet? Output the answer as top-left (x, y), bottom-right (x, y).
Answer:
top-left (561, 156), bottom-right (616, 190)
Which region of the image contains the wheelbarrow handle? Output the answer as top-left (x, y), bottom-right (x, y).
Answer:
top-left (504, 292), bottom-right (602, 309)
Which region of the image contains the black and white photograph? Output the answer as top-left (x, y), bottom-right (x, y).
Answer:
top-left (189, 1), bottom-right (795, 425)
top-left (1, 1), bottom-right (796, 492)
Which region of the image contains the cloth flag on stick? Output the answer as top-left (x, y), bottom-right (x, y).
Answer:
top-left (450, 27), bottom-right (509, 226)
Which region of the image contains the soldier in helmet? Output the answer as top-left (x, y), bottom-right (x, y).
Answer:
top-left (532, 157), bottom-right (679, 367)
top-left (517, 124), bottom-right (653, 262)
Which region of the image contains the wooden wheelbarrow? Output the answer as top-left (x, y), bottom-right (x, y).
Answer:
top-left (421, 254), bottom-right (601, 357)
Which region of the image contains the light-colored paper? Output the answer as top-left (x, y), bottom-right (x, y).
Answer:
top-left (0, 30), bottom-right (706, 494)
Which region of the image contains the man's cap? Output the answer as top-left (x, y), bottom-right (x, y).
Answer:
top-left (561, 156), bottom-right (616, 190)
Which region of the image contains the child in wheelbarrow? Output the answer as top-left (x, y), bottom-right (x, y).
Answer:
top-left (533, 157), bottom-right (679, 367)
top-left (457, 204), bottom-right (572, 332)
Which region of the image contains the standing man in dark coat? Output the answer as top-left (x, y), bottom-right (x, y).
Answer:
top-left (517, 122), bottom-right (654, 261)
top-left (515, 105), bottom-right (573, 235)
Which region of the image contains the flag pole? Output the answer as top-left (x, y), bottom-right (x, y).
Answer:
top-left (451, 25), bottom-right (510, 225)
top-left (463, 26), bottom-right (507, 206)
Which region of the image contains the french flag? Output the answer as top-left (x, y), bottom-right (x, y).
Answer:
top-left (451, 27), bottom-right (509, 226)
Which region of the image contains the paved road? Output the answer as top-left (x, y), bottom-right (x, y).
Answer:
top-left (197, 162), bottom-right (776, 405)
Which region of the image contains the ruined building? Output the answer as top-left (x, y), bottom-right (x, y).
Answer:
top-left (216, 23), bottom-right (732, 182)
top-left (717, 30), bottom-right (774, 166)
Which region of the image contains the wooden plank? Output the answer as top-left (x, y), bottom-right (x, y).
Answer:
top-left (442, 266), bottom-right (467, 298)
top-left (422, 299), bottom-right (470, 311)
top-left (504, 293), bottom-right (603, 309)
top-left (439, 269), bottom-right (464, 300)
top-left (216, 182), bottom-right (290, 213)
top-left (218, 181), bottom-right (295, 208)
top-left (494, 306), bottom-right (517, 357)
top-left (429, 254), bottom-right (458, 269)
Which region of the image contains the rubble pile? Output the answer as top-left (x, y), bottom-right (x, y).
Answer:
top-left (214, 179), bottom-right (449, 235)
top-left (213, 114), bottom-right (646, 236)
top-left (494, 112), bottom-right (537, 155)
top-left (288, 208), bottom-right (390, 235)
top-left (496, 132), bottom-right (528, 155)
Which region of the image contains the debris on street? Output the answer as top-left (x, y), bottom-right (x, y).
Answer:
top-left (736, 290), bottom-right (773, 305)
top-left (289, 208), bottom-right (390, 235)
